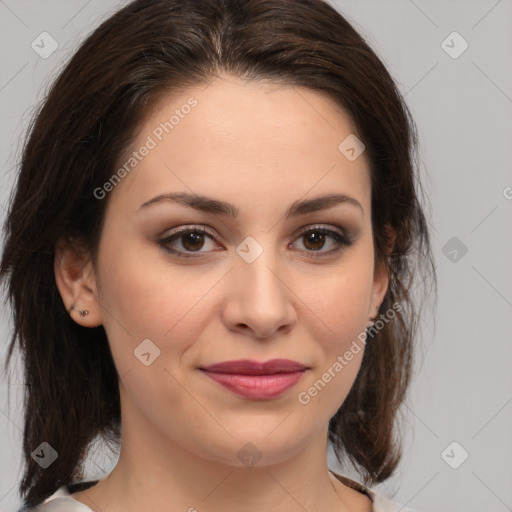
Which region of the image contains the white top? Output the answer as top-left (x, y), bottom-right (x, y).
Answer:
top-left (27, 471), bottom-right (417, 512)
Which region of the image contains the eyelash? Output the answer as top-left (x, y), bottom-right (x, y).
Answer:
top-left (157, 224), bottom-right (354, 259)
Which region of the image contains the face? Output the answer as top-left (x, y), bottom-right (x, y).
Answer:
top-left (66, 75), bottom-right (389, 468)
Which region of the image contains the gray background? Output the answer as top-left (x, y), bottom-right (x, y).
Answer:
top-left (1, 1), bottom-right (511, 511)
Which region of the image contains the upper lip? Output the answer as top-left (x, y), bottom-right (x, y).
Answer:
top-left (200, 359), bottom-right (308, 375)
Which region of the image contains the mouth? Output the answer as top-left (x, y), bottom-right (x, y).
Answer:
top-left (199, 359), bottom-right (309, 399)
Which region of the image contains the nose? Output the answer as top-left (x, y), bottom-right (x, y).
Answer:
top-left (221, 247), bottom-right (297, 339)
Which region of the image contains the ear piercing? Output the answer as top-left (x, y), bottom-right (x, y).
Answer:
top-left (70, 304), bottom-right (89, 317)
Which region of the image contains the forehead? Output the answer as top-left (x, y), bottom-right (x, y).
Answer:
top-left (109, 75), bottom-right (371, 215)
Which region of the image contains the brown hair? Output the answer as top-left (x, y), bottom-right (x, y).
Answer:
top-left (1, 0), bottom-right (436, 507)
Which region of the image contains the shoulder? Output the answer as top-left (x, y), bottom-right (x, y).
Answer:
top-left (18, 481), bottom-right (97, 512)
top-left (329, 470), bottom-right (418, 512)
top-left (366, 489), bottom-right (416, 512)
top-left (22, 496), bottom-right (94, 512)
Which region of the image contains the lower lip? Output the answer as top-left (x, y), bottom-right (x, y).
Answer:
top-left (201, 370), bottom-right (307, 399)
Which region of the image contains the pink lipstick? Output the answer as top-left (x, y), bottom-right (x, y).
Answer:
top-left (199, 359), bottom-right (308, 399)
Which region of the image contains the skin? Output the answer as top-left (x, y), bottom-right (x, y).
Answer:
top-left (55, 74), bottom-right (394, 512)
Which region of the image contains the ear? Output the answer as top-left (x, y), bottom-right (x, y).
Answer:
top-left (54, 236), bottom-right (102, 327)
top-left (367, 225), bottom-right (396, 325)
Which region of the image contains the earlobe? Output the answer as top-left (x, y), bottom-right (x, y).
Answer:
top-left (54, 237), bottom-right (102, 327)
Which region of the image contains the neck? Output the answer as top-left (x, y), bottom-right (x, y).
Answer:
top-left (72, 390), bottom-right (361, 512)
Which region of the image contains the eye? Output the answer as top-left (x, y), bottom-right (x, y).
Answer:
top-left (157, 224), bottom-right (353, 259)
top-left (290, 225), bottom-right (353, 258)
top-left (158, 226), bottom-right (219, 257)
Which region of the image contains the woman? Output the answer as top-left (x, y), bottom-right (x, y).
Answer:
top-left (1, 0), bottom-right (436, 510)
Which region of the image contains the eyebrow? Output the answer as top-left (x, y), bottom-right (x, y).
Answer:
top-left (137, 192), bottom-right (363, 217)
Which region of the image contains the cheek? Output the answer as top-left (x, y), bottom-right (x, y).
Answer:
top-left (94, 234), bottom-right (223, 372)
top-left (295, 256), bottom-right (375, 343)
top-left (290, 254), bottom-right (374, 410)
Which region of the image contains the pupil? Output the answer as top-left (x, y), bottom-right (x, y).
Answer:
top-left (305, 232), bottom-right (325, 250)
top-left (183, 232), bottom-right (204, 251)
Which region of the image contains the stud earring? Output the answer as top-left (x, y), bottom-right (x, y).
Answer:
top-left (70, 304), bottom-right (89, 317)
